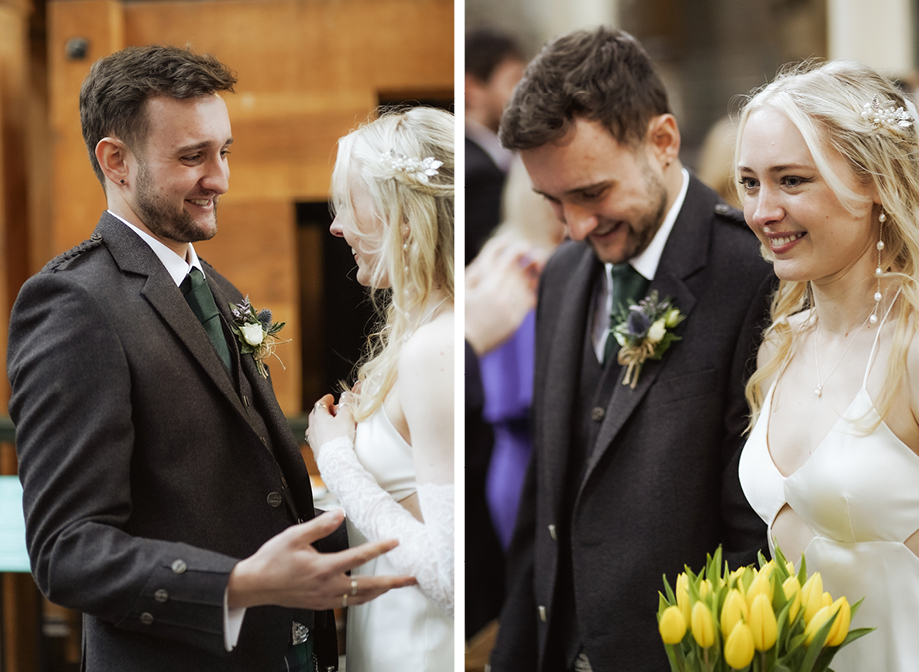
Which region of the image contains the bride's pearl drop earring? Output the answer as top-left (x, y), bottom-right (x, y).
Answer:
top-left (871, 210), bottom-right (886, 326)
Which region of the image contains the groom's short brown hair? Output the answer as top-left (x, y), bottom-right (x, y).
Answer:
top-left (80, 45), bottom-right (237, 186)
top-left (499, 26), bottom-right (671, 151)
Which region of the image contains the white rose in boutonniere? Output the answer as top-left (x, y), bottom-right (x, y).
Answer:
top-left (240, 322), bottom-right (265, 347)
top-left (611, 291), bottom-right (685, 388)
top-left (648, 318), bottom-right (667, 344)
top-left (229, 296), bottom-right (289, 379)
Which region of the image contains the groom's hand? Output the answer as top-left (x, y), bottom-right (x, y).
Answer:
top-left (226, 509), bottom-right (416, 610)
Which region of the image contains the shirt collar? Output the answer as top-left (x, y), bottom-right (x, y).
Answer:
top-left (107, 210), bottom-right (204, 287)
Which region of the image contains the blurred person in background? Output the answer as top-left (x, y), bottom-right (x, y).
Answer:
top-left (465, 27), bottom-right (526, 264)
top-left (697, 115), bottom-right (741, 208)
top-left (465, 158), bottom-right (563, 664)
top-left (465, 231), bottom-right (541, 660)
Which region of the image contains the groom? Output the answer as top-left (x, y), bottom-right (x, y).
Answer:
top-left (7, 45), bottom-right (412, 671)
top-left (488, 27), bottom-right (773, 672)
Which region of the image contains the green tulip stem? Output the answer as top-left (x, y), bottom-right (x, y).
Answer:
top-left (671, 646), bottom-right (687, 672)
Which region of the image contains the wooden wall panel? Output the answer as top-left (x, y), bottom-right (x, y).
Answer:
top-left (0, 0), bottom-right (28, 409)
top-left (47, 0), bottom-right (122, 256)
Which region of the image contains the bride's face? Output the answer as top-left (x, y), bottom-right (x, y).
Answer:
top-left (330, 175), bottom-right (390, 289)
top-left (737, 106), bottom-right (876, 286)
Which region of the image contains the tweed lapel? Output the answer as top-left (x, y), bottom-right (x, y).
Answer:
top-left (93, 213), bottom-right (249, 421)
top-left (580, 176), bottom-right (714, 489)
top-left (539, 247), bottom-right (601, 517)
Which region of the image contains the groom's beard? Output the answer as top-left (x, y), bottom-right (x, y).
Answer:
top-left (135, 163), bottom-right (219, 244)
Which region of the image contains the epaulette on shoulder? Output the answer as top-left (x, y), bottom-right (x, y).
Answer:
top-left (42, 232), bottom-right (104, 273)
top-left (713, 201), bottom-right (747, 227)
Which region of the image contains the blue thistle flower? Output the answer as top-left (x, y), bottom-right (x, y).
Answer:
top-left (258, 308), bottom-right (272, 328)
top-left (627, 307), bottom-right (651, 338)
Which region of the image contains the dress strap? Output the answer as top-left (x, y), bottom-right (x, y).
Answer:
top-left (863, 287), bottom-right (903, 388)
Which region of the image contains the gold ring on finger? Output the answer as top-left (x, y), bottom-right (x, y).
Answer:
top-left (350, 579), bottom-right (358, 596)
top-left (341, 593), bottom-right (349, 608)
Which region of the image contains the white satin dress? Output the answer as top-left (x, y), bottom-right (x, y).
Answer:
top-left (318, 406), bottom-right (454, 672)
top-left (740, 308), bottom-right (919, 672)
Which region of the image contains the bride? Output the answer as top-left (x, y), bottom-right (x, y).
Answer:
top-left (737, 60), bottom-right (919, 671)
top-left (306, 106), bottom-right (454, 671)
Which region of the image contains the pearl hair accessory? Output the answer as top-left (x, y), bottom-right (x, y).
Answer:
top-left (861, 95), bottom-right (913, 131)
top-left (380, 150), bottom-right (442, 184)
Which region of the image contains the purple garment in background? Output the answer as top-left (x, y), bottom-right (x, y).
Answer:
top-left (481, 310), bottom-right (536, 549)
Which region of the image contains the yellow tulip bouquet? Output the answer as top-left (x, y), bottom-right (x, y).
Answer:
top-left (656, 547), bottom-right (873, 672)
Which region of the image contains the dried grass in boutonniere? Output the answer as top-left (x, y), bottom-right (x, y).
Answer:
top-left (612, 291), bottom-right (685, 388)
top-left (229, 297), bottom-right (289, 379)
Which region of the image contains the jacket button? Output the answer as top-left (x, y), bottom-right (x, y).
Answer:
top-left (538, 606), bottom-right (547, 622)
top-left (171, 559), bottom-right (187, 574)
top-left (140, 612), bottom-right (154, 625)
top-left (267, 492), bottom-right (284, 507)
top-left (591, 407), bottom-right (605, 422)
top-left (715, 203), bottom-right (731, 215)
top-left (154, 589), bottom-right (169, 603)
top-left (548, 524), bottom-right (557, 541)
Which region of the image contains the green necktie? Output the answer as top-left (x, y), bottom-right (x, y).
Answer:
top-left (180, 267), bottom-right (233, 371)
top-left (603, 264), bottom-right (649, 363)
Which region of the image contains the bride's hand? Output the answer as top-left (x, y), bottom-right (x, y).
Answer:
top-left (306, 393), bottom-right (357, 459)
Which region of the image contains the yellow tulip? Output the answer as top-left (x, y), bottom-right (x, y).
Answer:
top-left (745, 570), bottom-right (774, 609)
top-left (749, 594), bottom-right (778, 651)
top-left (699, 578), bottom-right (713, 600)
top-left (826, 598), bottom-right (851, 647)
top-left (760, 560), bottom-right (776, 579)
top-left (659, 606), bottom-right (687, 645)
top-left (804, 605), bottom-right (832, 645)
top-left (822, 591), bottom-right (833, 610)
top-left (724, 623), bottom-right (755, 669)
top-left (721, 589), bottom-right (749, 638)
top-left (676, 573), bottom-right (692, 626)
top-left (783, 575), bottom-right (802, 622)
top-left (729, 567), bottom-right (749, 593)
top-left (691, 601), bottom-right (715, 648)
top-left (801, 573), bottom-right (825, 623)
top-left (785, 561), bottom-right (796, 577)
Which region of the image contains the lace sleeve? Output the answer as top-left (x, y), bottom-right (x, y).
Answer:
top-left (316, 436), bottom-right (455, 615)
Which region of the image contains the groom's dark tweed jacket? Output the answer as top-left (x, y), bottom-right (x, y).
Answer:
top-left (490, 176), bottom-right (774, 672)
top-left (7, 212), bottom-right (342, 671)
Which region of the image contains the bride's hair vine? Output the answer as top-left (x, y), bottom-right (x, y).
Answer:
top-left (860, 94), bottom-right (914, 132)
top-left (379, 149), bottom-right (443, 185)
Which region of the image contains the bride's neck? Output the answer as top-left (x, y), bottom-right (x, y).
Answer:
top-left (810, 275), bottom-right (893, 335)
top-left (405, 287), bottom-right (452, 324)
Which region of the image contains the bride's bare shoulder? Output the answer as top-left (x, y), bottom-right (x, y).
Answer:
top-left (399, 308), bottom-right (454, 372)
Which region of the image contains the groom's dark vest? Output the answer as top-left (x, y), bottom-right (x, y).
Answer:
top-left (553, 302), bottom-right (622, 668)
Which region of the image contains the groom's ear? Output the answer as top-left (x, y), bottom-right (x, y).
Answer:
top-left (95, 136), bottom-right (133, 189)
top-left (646, 114), bottom-right (681, 168)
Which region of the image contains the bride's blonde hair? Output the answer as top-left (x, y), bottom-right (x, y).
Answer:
top-left (735, 60), bottom-right (919, 430)
top-left (330, 106), bottom-right (454, 421)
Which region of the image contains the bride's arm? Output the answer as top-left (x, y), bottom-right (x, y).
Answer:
top-left (307, 317), bottom-right (455, 615)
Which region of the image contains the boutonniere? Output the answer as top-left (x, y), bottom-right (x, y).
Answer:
top-left (612, 291), bottom-right (685, 388)
top-left (229, 297), bottom-right (289, 379)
